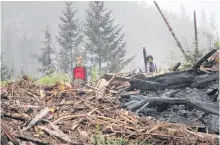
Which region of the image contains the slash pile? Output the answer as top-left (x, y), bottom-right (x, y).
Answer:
top-left (1, 74), bottom-right (219, 145)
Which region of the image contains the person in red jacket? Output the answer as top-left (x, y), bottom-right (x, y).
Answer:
top-left (73, 56), bottom-right (87, 86)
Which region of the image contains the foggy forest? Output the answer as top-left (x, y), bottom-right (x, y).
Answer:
top-left (1, 1), bottom-right (219, 81)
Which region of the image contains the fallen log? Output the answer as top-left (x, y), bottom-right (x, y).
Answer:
top-left (127, 100), bottom-right (147, 110)
top-left (130, 79), bottom-right (161, 91)
top-left (122, 95), bottom-right (219, 115)
top-left (103, 73), bottom-right (131, 81)
top-left (192, 73), bottom-right (219, 87)
top-left (193, 49), bottom-right (217, 70)
top-left (189, 99), bottom-right (219, 115)
top-left (130, 70), bottom-right (195, 90)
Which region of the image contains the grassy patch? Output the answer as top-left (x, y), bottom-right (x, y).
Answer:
top-left (0, 81), bottom-right (8, 87)
top-left (91, 125), bottom-right (153, 145)
top-left (35, 73), bottom-right (71, 85)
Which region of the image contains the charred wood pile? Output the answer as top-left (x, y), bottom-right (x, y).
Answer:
top-left (116, 49), bottom-right (219, 135)
top-left (0, 50), bottom-right (219, 145)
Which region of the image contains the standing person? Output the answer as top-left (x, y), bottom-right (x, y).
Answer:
top-left (73, 56), bottom-right (87, 86)
top-left (145, 55), bottom-right (157, 73)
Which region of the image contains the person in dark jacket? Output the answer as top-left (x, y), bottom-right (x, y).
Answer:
top-left (145, 55), bottom-right (157, 73)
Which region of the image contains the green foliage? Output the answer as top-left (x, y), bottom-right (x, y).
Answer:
top-left (57, 1), bottom-right (83, 73)
top-left (181, 44), bottom-right (204, 70)
top-left (35, 73), bottom-right (71, 85)
top-left (214, 35), bottom-right (219, 50)
top-left (91, 125), bottom-right (153, 145)
top-left (92, 129), bottom-right (128, 145)
top-left (0, 81), bottom-right (8, 87)
top-left (85, 1), bottom-right (134, 73)
top-left (91, 65), bottom-right (98, 82)
top-left (34, 24), bottom-right (55, 76)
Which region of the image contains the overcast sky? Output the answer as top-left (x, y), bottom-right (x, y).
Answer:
top-left (139, 0), bottom-right (220, 29)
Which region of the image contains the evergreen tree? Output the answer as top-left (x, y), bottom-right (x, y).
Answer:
top-left (85, 1), bottom-right (134, 73)
top-left (57, 1), bottom-right (83, 74)
top-left (35, 25), bottom-right (55, 76)
top-left (1, 52), bottom-right (11, 81)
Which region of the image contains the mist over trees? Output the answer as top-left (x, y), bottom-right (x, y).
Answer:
top-left (57, 2), bottom-right (83, 74)
top-left (84, 1), bottom-right (134, 73)
top-left (1, 1), bottom-right (219, 80)
top-left (34, 24), bottom-right (55, 76)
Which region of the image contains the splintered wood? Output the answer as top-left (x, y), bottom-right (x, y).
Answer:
top-left (1, 77), bottom-right (219, 145)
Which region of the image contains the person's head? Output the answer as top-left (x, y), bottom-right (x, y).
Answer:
top-left (77, 56), bottom-right (83, 65)
top-left (147, 55), bottom-right (153, 62)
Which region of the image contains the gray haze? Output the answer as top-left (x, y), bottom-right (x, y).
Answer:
top-left (1, 1), bottom-right (219, 78)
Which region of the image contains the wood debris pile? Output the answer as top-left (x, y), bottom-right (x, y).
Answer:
top-left (1, 50), bottom-right (219, 145)
top-left (1, 77), bottom-right (218, 145)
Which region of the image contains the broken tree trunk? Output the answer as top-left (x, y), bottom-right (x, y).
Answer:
top-left (193, 49), bottom-right (217, 70)
top-left (154, 1), bottom-right (189, 60)
top-left (172, 62), bottom-right (181, 71)
top-left (130, 70), bottom-right (195, 90)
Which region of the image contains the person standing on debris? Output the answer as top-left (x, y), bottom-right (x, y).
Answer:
top-left (145, 55), bottom-right (157, 73)
top-left (73, 56), bottom-right (87, 86)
